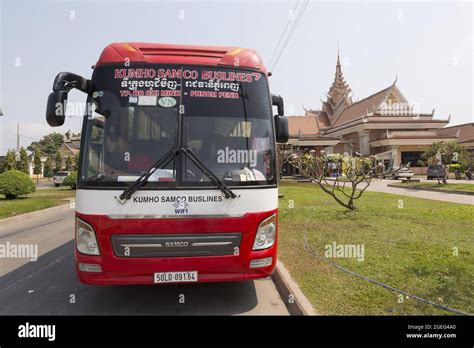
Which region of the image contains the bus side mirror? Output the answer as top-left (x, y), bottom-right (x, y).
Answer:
top-left (271, 94), bottom-right (284, 116)
top-left (274, 115), bottom-right (289, 143)
top-left (52, 72), bottom-right (89, 93)
top-left (271, 94), bottom-right (288, 143)
top-left (46, 91), bottom-right (67, 127)
top-left (46, 72), bottom-right (90, 127)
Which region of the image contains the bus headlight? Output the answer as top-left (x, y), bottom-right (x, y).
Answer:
top-left (253, 214), bottom-right (276, 250)
top-left (76, 218), bottom-right (100, 255)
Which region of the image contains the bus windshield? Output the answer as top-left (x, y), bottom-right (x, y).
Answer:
top-left (80, 64), bottom-right (276, 188)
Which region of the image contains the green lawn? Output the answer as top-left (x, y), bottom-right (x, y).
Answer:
top-left (277, 181), bottom-right (474, 315)
top-left (391, 182), bottom-right (474, 193)
top-left (0, 188), bottom-right (76, 219)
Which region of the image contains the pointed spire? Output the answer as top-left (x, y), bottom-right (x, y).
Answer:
top-left (327, 47), bottom-right (352, 109)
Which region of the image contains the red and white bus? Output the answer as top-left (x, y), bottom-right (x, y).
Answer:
top-left (45, 42), bottom-right (288, 285)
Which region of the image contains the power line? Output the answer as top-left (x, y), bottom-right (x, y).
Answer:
top-left (19, 135), bottom-right (41, 141)
top-left (270, 0), bottom-right (310, 72)
top-left (268, 0), bottom-right (300, 68)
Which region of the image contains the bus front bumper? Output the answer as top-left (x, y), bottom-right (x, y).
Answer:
top-left (74, 210), bottom-right (278, 285)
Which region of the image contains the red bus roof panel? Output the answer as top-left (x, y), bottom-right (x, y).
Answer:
top-left (96, 42), bottom-right (267, 74)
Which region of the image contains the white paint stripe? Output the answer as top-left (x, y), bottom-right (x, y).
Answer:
top-left (76, 188), bottom-right (278, 215)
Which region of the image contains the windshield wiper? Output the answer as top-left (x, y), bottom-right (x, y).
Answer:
top-left (117, 147), bottom-right (178, 202)
top-left (117, 145), bottom-right (237, 203)
top-left (182, 146), bottom-right (237, 199)
top-left (84, 174), bottom-right (109, 184)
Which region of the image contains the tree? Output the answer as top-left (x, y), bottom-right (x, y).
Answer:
top-left (277, 144), bottom-right (294, 178)
top-left (33, 147), bottom-right (42, 180)
top-left (44, 157), bottom-right (54, 177)
top-left (54, 151), bottom-right (63, 172)
top-left (422, 141), bottom-right (469, 184)
top-left (18, 147), bottom-right (29, 174)
top-left (290, 150), bottom-right (383, 210)
top-left (27, 132), bottom-right (64, 156)
top-left (74, 153), bottom-right (80, 171)
top-left (65, 154), bottom-right (73, 171)
top-left (4, 149), bottom-right (17, 171)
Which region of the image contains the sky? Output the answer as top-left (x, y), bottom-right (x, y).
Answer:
top-left (0, 0), bottom-right (472, 155)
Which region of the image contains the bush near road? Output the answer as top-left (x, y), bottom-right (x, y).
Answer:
top-left (63, 171), bottom-right (77, 190)
top-left (0, 170), bottom-right (36, 199)
top-left (278, 181), bottom-right (474, 315)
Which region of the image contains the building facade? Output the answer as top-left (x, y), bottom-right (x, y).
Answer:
top-left (27, 136), bottom-right (80, 178)
top-left (286, 52), bottom-right (469, 175)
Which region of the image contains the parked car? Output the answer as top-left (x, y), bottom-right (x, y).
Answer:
top-left (53, 171), bottom-right (69, 186)
top-left (382, 165), bottom-right (414, 179)
top-left (392, 165), bottom-right (415, 180)
top-left (427, 164), bottom-right (446, 180)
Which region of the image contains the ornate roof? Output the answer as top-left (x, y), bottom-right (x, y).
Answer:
top-left (438, 122), bottom-right (474, 144)
top-left (325, 50), bottom-right (353, 118)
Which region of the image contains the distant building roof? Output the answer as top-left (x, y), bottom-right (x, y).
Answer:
top-left (288, 115), bottom-right (320, 137)
top-left (438, 122), bottom-right (474, 144)
top-left (288, 51), bottom-right (451, 140)
top-left (61, 142), bottom-right (80, 156)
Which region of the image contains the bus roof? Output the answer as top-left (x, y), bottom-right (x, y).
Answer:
top-left (96, 42), bottom-right (268, 74)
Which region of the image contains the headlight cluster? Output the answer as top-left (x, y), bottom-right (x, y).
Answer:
top-left (253, 214), bottom-right (277, 250)
top-left (76, 218), bottom-right (100, 255)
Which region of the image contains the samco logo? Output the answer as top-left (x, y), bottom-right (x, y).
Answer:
top-left (165, 241), bottom-right (189, 248)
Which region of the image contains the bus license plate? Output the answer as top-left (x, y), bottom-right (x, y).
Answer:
top-left (154, 271), bottom-right (198, 283)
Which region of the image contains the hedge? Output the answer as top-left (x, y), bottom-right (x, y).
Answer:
top-left (0, 170), bottom-right (36, 199)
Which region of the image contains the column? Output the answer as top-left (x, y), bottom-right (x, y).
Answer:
top-left (358, 130), bottom-right (371, 156)
top-left (391, 146), bottom-right (400, 167)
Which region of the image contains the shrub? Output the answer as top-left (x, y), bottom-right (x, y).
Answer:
top-left (448, 164), bottom-right (461, 173)
top-left (0, 170), bottom-right (36, 199)
top-left (63, 171), bottom-right (77, 190)
top-left (416, 159), bottom-right (426, 167)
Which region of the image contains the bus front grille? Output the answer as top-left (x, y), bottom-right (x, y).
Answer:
top-left (111, 233), bottom-right (242, 258)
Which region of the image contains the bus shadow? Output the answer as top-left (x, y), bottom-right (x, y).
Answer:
top-left (0, 241), bottom-right (259, 315)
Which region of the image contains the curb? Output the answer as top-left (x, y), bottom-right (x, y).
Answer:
top-left (387, 184), bottom-right (474, 196)
top-left (0, 203), bottom-right (72, 226)
top-left (272, 260), bottom-right (317, 316)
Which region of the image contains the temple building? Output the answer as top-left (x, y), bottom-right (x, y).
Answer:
top-left (286, 51), bottom-right (469, 175)
top-left (437, 122), bottom-right (474, 158)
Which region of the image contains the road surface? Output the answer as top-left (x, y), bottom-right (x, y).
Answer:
top-left (0, 206), bottom-right (288, 315)
top-left (366, 179), bottom-right (474, 205)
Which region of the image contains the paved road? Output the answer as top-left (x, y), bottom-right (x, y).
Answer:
top-left (0, 206), bottom-right (288, 315)
top-left (367, 179), bottom-right (474, 205)
top-left (35, 181), bottom-right (56, 190)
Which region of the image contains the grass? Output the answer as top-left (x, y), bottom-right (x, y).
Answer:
top-left (277, 181), bottom-right (474, 315)
top-left (391, 182), bottom-right (474, 193)
top-left (0, 187), bottom-right (76, 219)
